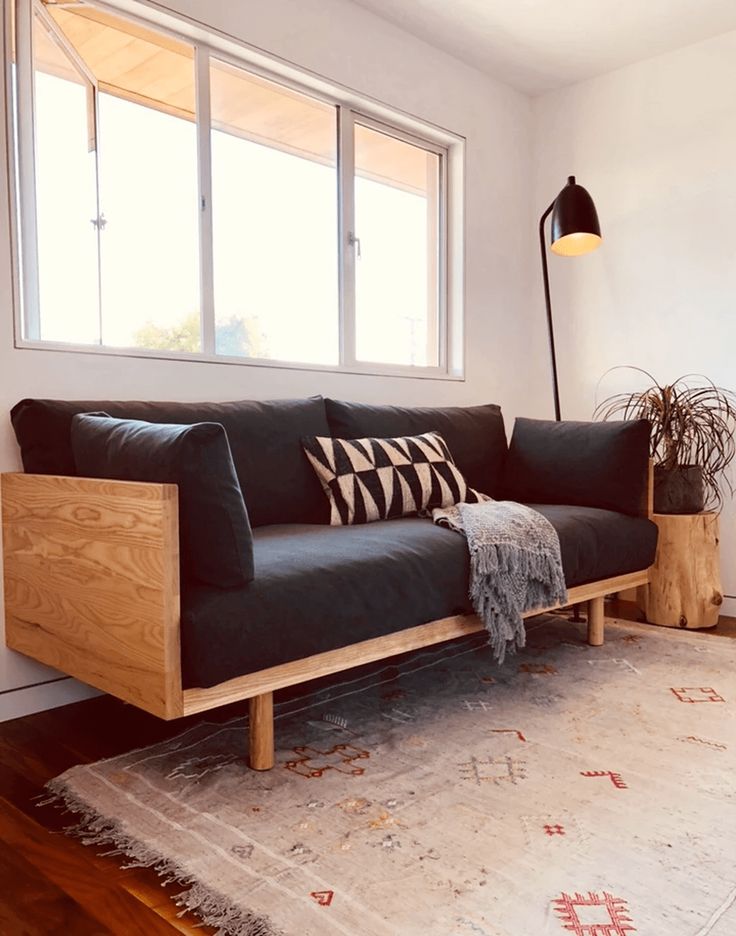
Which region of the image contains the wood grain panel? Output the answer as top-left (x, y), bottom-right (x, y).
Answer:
top-left (640, 457), bottom-right (655, 519)
top-left (2, 474), bottom-right (182, 719)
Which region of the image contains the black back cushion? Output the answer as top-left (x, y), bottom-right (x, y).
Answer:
top-left (72, 414), bottom-right (254, 587)
top-left (11, 397), bottom-right (331, 527)
top-left (502, 417), bottom-right (651, 516)
top-left (325, 398), bottom-right (508, 497)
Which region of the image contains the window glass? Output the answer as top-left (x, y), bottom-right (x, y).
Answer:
top-left (353, 123), bottom-right (441, 367)
top-left (32, 13), bottom-right (99, 342)
top-left (97, 91), bottom-right (200, 350)
top-left (42, 3), bottom-right (200, 350)
top-left (209, 58), bottom-right (339, 364)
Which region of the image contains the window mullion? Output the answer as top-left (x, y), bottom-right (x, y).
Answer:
top-left (337, 105), bottom-right (356, 368)
top-left (92, 82), bottom-right (103, 346)
top-left (16, 0), bottom-right (40, 340)
top-left (195, 44), bottom-right (215, 355)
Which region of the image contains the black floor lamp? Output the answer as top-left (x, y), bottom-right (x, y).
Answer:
top-left (539, 175), bottom-right (602, 420)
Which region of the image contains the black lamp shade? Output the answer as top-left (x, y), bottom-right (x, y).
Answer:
top-left (550, 175), bottom-right (602, 256)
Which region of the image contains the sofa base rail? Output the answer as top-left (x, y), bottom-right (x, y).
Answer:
top-left (187, 576), bottom-right (648, 769)
top-left (1, 472), bottom-right (650, 771)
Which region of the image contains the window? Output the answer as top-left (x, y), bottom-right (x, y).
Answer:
top-left (11, 0), bottom-right (463, 377)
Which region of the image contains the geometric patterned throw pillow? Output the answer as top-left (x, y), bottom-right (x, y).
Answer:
top-left (302, 430), bottom-right (488, 525)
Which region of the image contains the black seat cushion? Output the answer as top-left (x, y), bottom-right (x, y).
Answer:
top-left (181, 506), bottom-right (658, 688)
top-left (325, 398), bottom-right (508, 497)
top-left (11, 396), bottom-right (331, 527)
top-left (503, 417), bottom-right (651, 516)
top-left (529, 504), bottom-right (658, 589)
top-left (72, 414), bottom-right (254, 587)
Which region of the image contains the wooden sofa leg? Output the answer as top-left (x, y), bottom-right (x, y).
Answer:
top-left (248, 692), bottom-right (275, 771)
top-left (587, 596), bottom-right (605, 646)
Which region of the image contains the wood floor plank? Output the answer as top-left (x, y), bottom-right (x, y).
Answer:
top-left (0, 825), bottom-right (110, 936)
top-left (0, 797), bottom-right (199, 935)
top-left (0, 729), bottom-right (216, 933)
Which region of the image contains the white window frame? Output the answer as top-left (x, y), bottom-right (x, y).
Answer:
top-left (5, 0), bottom-right (466, 380)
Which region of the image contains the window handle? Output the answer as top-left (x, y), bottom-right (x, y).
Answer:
top-left (90, 212), bottom-right (107, 231)
top-left (348, 231), bottom-right (361, 259)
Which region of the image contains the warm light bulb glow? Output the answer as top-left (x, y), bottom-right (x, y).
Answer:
top-left (550, 232), bottom-right (602, 257)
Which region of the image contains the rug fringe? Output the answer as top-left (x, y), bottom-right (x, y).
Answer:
top-left (42, 778), bottom-right (281, 936)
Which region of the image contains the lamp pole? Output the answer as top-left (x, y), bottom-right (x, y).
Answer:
top-left (539, 200), bottom-right (561, 421)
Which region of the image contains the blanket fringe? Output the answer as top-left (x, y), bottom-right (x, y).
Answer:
top-left (41, 778), bottom-right (280, 936)
top-left (468, 540), bottom-right (568, 665)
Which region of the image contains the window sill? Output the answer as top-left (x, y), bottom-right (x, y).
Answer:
top-left (14, 338), bottom-right (466, 382)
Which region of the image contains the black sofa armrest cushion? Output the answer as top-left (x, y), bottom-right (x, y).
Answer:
top-left (325, 398), bottom-right (508, 497)
top-left (502, 417), bottom-right (651, 516)
top-left (71, 414), bottom-right (254, 587)
top-left (11, 396), bottom-right (331, 527)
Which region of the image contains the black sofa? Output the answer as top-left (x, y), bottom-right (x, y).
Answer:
top-left (10, 395), bottom-right (657, 689)
top-left (4, 395), bottom-right (657, 768)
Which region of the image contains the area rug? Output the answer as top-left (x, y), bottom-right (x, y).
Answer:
top-left (46, 616), bottom-right (736, 936)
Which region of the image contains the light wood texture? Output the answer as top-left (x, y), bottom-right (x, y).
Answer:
top-left (644, 512), bottom-right (722, 629)
top-left (248, 693), bottom-right (274, 771)
top-left (564, 569), bottom-right (650, 605)
top-left (587, 595), bottom-right (605, 646)
top-left (643, 458), bottom-right (655, 519)
top-left (1, 473), bottom-right (182, 719)
top-left (182, 570), bottom-right (649, 716)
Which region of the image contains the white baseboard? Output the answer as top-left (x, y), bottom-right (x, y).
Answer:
top-left (0, 677), bottom-right (101, 722)
top-left (720, 595), bottom-right (736, 618)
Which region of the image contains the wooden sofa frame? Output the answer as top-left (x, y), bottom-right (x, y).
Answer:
top-left (1, 466), bottom-right (654, 770)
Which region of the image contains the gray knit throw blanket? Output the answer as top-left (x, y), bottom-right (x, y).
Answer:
top-left (433, 500), bottom-right (567, 664)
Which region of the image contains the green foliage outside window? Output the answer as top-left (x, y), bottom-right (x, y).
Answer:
top-left (134, 314), bottom-right (269, 359)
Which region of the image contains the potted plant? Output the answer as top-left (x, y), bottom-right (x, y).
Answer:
top-left (594, 368), bottom-right (736, 514)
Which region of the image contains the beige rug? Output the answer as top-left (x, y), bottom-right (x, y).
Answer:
top-left (47, 616), bottom-right (736, 936)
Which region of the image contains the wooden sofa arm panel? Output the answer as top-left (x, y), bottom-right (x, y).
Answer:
top-left (640, 458), bottom-right (655, 520)
top-left (1, 473), bottom-right (182, 719)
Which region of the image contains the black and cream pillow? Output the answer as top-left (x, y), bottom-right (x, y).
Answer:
top-left (302, 430), bottom-right (488, 525)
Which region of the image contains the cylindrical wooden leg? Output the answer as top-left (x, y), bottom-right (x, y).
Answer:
top-left (587, 596), bottom-right (605, 646)
top-left (249, 692), bottom-right (274, 771)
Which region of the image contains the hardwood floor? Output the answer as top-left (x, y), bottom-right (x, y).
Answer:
top-left (1, 609), bottom-right (734, 934)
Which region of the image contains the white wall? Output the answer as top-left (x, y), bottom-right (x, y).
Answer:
top-left (0, 0), bottom-right (546, 718)
top-left (533, 28), bottom-right (736, 614)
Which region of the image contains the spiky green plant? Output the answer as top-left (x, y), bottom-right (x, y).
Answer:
top-left (594, 367), bottom-right (736, 512)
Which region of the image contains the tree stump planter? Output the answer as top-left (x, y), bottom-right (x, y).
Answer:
top-left (644, 512), bottom-right (722, 629)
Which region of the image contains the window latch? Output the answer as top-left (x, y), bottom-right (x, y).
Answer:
top-left (348, 231), bottom-right (361, 259)
top-left (90, 212), bottom-right (107, 231)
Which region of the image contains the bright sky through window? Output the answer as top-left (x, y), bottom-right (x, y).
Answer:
top-left (16, 0), bottom-right (454, 374)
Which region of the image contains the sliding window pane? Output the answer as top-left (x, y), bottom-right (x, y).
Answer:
top-left (32, 13), bottom-right (99, 343)
top-left (97, 91), bottom-right (200, 350)
top-left (354, 124), bottom-right (441, 367)
top-left (210, 59), bottom-right (338, 364)
top-left (45, 3), bottom-right (201, 351)
top-left (93, 23), bottom-right (198, 349)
